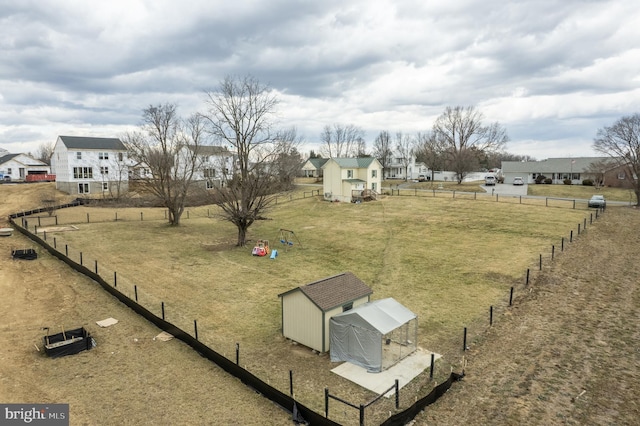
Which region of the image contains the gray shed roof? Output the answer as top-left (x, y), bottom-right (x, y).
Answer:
top-left (278, 272), bottom-right (373, 312)
top-left (0, 154), bottom-right (20, 165)
top-left (331, 297), bottom-right (416, 335)
top-left (58, 136), bottom-right (126, 150)
top-left (502, 157), bottom-right (610, 174)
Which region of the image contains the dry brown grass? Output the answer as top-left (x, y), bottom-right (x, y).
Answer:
top-left (28, 186), bottom-right (597, 424)
top-left (3, 182), bottom-right (632, 425)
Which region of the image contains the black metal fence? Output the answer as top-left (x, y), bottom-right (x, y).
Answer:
top-left (9, 199), bottom-right (466, 426)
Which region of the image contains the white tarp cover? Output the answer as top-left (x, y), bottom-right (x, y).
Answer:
top-left (330, 298), bottom-right (416, 372)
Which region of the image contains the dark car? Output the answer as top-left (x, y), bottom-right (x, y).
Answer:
top-left (588, 195), bottom-right (606, 208)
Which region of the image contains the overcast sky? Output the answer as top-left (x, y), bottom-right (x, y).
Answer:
top-left (1, 0), bottom-right (639, 160)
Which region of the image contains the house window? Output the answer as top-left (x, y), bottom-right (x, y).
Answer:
top-left (100, 167), bottom-right (108, 175)
top-left (206, 180), bottom-right (215, 190)
top-left (347, 170), bottom-right (353, 178)
top-left (618, 172), bottom-right (626, 180)
top-left (204, 168), bottom-right (216, 178)
top-left (78, 183), bottom-right (89, 194)
top-left (372, 169), bottom-right (377, 178)
top-left (342, 302), bottom-right (353, 312)
top-left (76, 152), bottom-right (82, 160)
top-left (7, 168), bottom-right (11, 174)
top-left (73, 167), bottom-right (93, 179)
top-left (372, 182), bottom-right (377, 192)
top-left (118, 152), bottom-right (124, 161)
top-left (99, 152), bottom-right (109, 160)
top-left (102, 182), bottom-right (108, 191)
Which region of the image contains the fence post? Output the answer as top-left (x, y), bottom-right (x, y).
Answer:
top-left (509, 287), bottom-right (514, 306)
top-left (95, 260), bottom-right (98, 274)
top-left (561, 237), bottom-right (564, 251)
top-left (490, 306), bottom-right (493, 326)
top-left (53, 237), bottom-right (56, 249)
top-left (187, 211), bottom-right (190, 219)
top-left (115, 212), bottom-right (118, 221)
top-left (590, 213), bottom-right (593, 224)
top-left (570, 230), bottom-right (573, 242)
top-left (395, 379), bottom-right (399, 409)
top-left (87, 213), bottom-right (90, 223)
top-left (578, 223), bottom-right (581, 235)
top-left (236, 343), bottom-right (240, 365)
top-left (114, 271), bottom-right (117, 287)
top-left (194, 320), bottom-right (198, 340)
top-left (161, 302), bottom-right (165, 320)
top-left (65, 245), bottom-right (68, 256)
top-left (38, 216), bottom-right (41, 227)
top-left (463, 327), bottom-right (467, 351)
top-left (80, 252), bottom-right (83, 265)
top-left (526, 269), bottom-right (530, 285)
top-left (134, 285), bottom-right (138, 302)
top-left (140, 212), bottom-right (144, 221)
top-left (539, 254), bottom-right (542, 271)
top-left (325, 388), bottom-right (329, 418)
top-left (359, 404), bottom-right (365, 426)
top-left (430, 353), bottom-right (435, 379)
top-left (584, 218), bottom-right (587, 229)
top-left (290, 370), bottom-right (294, 396)
top-left (573, 200), bottom-right (576, 209)
top-left (552, 245), bottom-right (555, 260)
top-left (55, 216), bottom-right (58, 225)
top-left (546, 197), bottom-right (548, 207)
top-left (43, 231), bottom-right (47, 241)
top-left (520, 195), bottom-right (522, 204)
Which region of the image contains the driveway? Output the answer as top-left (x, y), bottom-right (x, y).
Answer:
top-left (481, 183), bottom-right (528, 196)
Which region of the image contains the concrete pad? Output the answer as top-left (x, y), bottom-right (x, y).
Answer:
top-left (331, 347), bottom-right (442, 397)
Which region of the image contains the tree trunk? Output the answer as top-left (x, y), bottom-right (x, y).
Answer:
top-left (237, 225), bottom-right (247, 246)
top-left (634, 189), bottom-right (640, 206)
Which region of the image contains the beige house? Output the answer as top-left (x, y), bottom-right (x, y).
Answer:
top-left (322, 157), bottom-right (383, 202)
top-left (278, 272), bottom-right (373, 353)
top-left (301, 157), bottom-right (328, 178)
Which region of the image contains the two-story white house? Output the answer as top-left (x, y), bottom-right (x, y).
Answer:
top-left (188, 145), bottom-right (235, 189)
top-left (51, 136), bottom-right (128, 195)
top-left (322, 157), bottom-right (383, 202)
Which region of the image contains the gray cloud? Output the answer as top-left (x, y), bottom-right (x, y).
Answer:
top-left (0, 0), bottom-right (639, 159)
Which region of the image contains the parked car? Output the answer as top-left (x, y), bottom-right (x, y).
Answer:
top-left (484, 175), bottom-right (496, 186)
top-left (588, 195), bottom-right (606, 208)
top-left (418, 175), bottom-right (426, 182)
top-left (513, 177), bottom-right (524, 185)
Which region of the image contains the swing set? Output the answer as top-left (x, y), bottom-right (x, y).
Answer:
top-left (277, 228), bottom-right (302, 250)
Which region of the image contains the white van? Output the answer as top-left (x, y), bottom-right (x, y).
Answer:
top-left (484, 175), bottom-right (496, 186)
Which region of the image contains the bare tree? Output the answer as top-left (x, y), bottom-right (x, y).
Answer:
top-left (414, 131), bottom-right (446, 181)
top-left (593, 113), bottom-right (640, 205)
top-left (586, 158), bottom-right (617, 189)
top-left (33, 142), bottom-right (54, 165)
top-left (433, 106), bottom-right (508, 183)
top-left (201, 75), bottom-right (282, 246)
top-left (124, 103), bottom-right (207, 225)
top-left (319, 123), bottom-right (364, 158)
top-left (372, 131), bottom-right (393, 177)
top-left (273, 126), bottom-right (304, 188)
top-left (395, 132), bottom-right (414, 181)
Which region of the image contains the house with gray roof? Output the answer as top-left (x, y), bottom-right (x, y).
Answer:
top-left (322, 157), bottom-right (383, 202)
top-left (501, 157), bottom-right (612, 185)
top-left (51, 136), bottom-right (128, 195)
top-left (0, 153), bottom-right (50, 181)
top-left (301, 157), bottom-right (328, 178)
top-left (278, 272), bottom-right (373, 353)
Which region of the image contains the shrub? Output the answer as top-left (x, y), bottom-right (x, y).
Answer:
top-left (563, 179), bottom-right (572, 185)
top-left (544, 178), bottom-right (553, 184)
top-left (535, 175), bottom-right (547, 184)
top-left (582, 179), bottom-right (594, 186)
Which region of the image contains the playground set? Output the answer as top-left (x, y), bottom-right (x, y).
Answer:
top-left (252, 229), bottom-right (302, 259)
